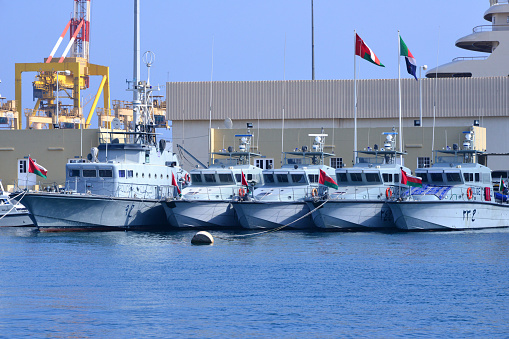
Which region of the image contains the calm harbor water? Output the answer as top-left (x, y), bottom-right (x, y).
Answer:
top-left (0, 227), bottom-right (508, 338)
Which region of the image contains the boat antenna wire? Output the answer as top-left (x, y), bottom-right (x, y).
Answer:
top-left (432, 27), bottom-right (440, 162)
top-left (208, 37), bottom-right (214, 168)
top-left (281, 33), bottom-right (287, 163)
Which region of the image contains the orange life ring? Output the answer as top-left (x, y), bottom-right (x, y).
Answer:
top-left (312, 188), bottom-right (318, 197)
top-left (239, 187), bottom-right (246, 196)
top-left (385, 187), bottom-right (392, 199)
top-left (467, 187), bottom-right (473, 200)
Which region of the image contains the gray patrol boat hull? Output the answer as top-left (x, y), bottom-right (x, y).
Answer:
top-left (389, 200), bottom-right (509, 230)
top-left (232, 201), bottom-right (313, 230)
top-left (20, 192), bottom-right (168, 231)
top-left (163, 200), bottom-right (239, 228)
top-left (307, 200), bottom-right (395, 230)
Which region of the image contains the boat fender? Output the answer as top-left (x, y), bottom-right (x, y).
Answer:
top-left (311, 188), bottom-right (318, 197)
top-left (239, 187), bottom-right (246, 197)
top-left (385, 187), bottom-right (392, 199)
top-left (191, 231), bottom-right (214, 245)
top-left (467, 187), bottom-right (473, 200)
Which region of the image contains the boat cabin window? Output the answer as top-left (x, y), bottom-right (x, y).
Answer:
top-left (394, 174), bottom-right (399, 183)
top-left (191, 173), bottom-right (202, 183)
top-left (204, 174), bottom-right (216, 183)
top-left (445, 172), bottom-right (462, 183)
top-left (83, 169), bottom-right (97, 178)
top-left (365, 173), bottom-right (381, 183)
top-left (382, 173), bottom-right (393, 183)
top-left (291, 173), bottom-right (307, 184)
top-left (119, 170), bottom-right (126, 178)
top-left (430, 172), bottom-right (444, 183)
top-left (264, 173), bottom-right (275, 183)
top-left (336, 173), bottom-right (348, 183)
top-left (234, 173), bottom-right (253, 182)
top-left (276, 173), bottom-right (289, 183)
top-left (128, 170), bottom-right (134, 178)
top-left (492, 171), bottom-right (508, 179)
top-left (463, 173), bottom-right (479, 182)
top-left (308, 174), bottom-right (319, 183)
top-left (69, 169), bottom-right (80, 177)
top-left (99, 169), bottom-right (113, 178)
top-left (218, 173), bottom-right (234, 183)
top-left (350, 173), bottom-right (362, 182)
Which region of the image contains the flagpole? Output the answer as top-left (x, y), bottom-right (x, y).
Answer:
top-left (398, 30), bottom-right (403, 164)
top-left (354, 30), bottom-right (357, 164)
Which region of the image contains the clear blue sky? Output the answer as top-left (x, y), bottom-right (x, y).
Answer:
top-left (0, 0), bottom-right (489, 113)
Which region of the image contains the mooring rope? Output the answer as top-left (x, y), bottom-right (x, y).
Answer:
top-left (214, 198), bottom-right (329, 241)
top-left (0, 190), bottom-right (28, 222)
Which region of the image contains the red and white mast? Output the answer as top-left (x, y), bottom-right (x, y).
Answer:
top-left (70, 0), bottom-right (91, 60)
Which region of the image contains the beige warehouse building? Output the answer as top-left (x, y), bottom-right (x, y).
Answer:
top-left (167, 77), bottom-right (506, 172)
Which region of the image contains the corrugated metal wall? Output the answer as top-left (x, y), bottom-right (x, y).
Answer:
top-left (167, 77), bottom-right (509, 121)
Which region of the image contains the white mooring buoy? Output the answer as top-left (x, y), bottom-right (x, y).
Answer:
top-left (191, 231), bottom-right (214, 245)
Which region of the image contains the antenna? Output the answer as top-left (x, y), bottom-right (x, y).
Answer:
top-left (432, 27), bottom-right (440, 159)
top-left (208, 37), bottom-right (214, 166)
top-left (281, 33), bottom-right (287, 160)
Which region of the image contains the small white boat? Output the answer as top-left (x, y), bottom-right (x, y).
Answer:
top-left (162, 130), bottom-right (263, 228)
top-left (307, 132), bottom-right (411, 230)
top-left (0, 181), bottom-right (34, 227)
top-left (232, 133), bottom-right (336, 230)
top-left (388, 127), bottom-right (509, 230)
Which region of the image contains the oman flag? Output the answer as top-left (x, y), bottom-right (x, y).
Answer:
top-left (401, 169), bottom-right (422, 187)
top-left (400, 36), bottom-right (417, 80)
top-left (355, 33), bottom-right (384, 67)
top-left (28, 157), bottom-right (47, 179)
top-left (241, 171), bottom-right (248, 186)
top-left (172, 172), bottom-right (181, 195)
top-left (319, 169), bottom-right (338, 189)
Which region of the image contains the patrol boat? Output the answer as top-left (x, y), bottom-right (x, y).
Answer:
top-left (17, 1), bottom-right (187, 231)
top-left (0, 181), bottom-right (34, 227)
top-left (232, 133), bottom-right (336, 230)
top-left (388, 128), bottom-right (509, 230)
top-left (162, 128), bottom-right (263, 228)
top-left (307, 132), bottom-right (411, 230)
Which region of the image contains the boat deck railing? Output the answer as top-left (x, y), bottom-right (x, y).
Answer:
top-left (254, 186), bottom-right (316, 202)
top-left (452, 56), bottom-right (489, 62)
top-left (183, 186), bottom-right (241, 201)
top-left (64, 180), bottom-right (177, 200)
top-left (490, 0), bottom-right (508, 6)
top-left (472, 24), bottom-right (509, 33)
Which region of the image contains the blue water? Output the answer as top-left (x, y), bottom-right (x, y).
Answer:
top-left (0, 228), bottom-right (508, 338)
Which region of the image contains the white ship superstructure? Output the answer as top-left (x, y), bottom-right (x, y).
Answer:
top-left (427, 0), bottom-right (509, 78)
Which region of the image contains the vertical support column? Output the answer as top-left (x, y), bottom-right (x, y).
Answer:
top-left (14, 64), bottom-right (23, 130)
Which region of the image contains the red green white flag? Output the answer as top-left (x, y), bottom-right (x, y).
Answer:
top-left (319, 169), bottom-right (338, 189)
top-left (241, 171), bottom-right (249, 187)
top-left (355, 33), bottom-right (385, 67)
top-left (401, 169), bottom-right (422, 187)
top-left (172, 172), bottom-right (181, 195)
top-left (28, 157), bottom-right (47, 179)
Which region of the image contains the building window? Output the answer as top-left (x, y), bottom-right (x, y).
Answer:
top-left (330, 157), bottom-right (343, 169)
top-left (19, 160), bottom-right (27, 174)
top-left (417, 157), bottom-right (431, 168)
